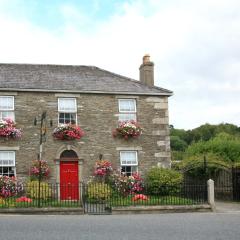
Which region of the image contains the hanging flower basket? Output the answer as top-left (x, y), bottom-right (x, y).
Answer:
top-left (30, 160), bottom-right (50, 180)
top-left (0, 118), bottom-right (22, 139)
top-left (52, 124), bottom-right (84, 140)
top-left (112, 120), bottom-right (143, 140)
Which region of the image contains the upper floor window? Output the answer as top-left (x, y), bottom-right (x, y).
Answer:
top-left (120, 151), bottom-right (138, 176)
top-left (0, 151), bottom-right (16, 177)
top-left (118, 99), bottom-right (136, 121)
top-left (0, 96), bottom-right (15, 121)
top-left (58, 98), bottom-right (77, 124)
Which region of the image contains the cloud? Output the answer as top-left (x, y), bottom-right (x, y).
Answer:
top-left (0, 0), bottom-right (239, 129)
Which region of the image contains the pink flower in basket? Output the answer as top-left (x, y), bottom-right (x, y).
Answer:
top-left (0, 118), bottom-right (22, 139)
top-left (53, 124), bottom-right (84, 140)
top-left (113, 120), bottom-right (143, 140)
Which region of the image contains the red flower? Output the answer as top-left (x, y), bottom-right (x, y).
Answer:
top-left (132, 194), bottom-right (149, 201)
top-left (16, 196), bottom-right (32, 203)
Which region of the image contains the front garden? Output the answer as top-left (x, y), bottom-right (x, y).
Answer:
top-left (0, 159), bottom-right (207, 209)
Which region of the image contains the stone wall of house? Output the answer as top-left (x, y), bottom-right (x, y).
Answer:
top-left (0, 91), bottom-right (171, 182)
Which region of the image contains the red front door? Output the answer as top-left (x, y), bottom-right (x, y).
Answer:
top-left (60, 161), bottom-right (79, 200)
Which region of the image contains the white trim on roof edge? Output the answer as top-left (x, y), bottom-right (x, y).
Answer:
top-left (0, 88), bottom-right (173, 96)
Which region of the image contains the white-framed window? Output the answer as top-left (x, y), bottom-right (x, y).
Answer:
top-left (0, 96), bottom-right (15, 121)
top-left (58, 98), bottom-right (77, 124)
top-left (0, 151), bottom-right (16, 177)
top-left (118, 99), bottom-right (136, 121)
top-left (120, 151), bottom-right (138, 176)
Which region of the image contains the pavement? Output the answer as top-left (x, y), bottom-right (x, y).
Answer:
top-left (215, 201), bottom-right (240, 213)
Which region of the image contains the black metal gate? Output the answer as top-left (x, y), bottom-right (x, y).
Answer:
top-left (213, 168), bottom-right (240, 201)
top-left (182, 156), bottom-right (240, 202)
top-left (232, 168), bottom-right (240, 201)
top-left (82, 183), bottom-right (112, 215)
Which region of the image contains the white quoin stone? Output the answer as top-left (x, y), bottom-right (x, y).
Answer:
top-left (154, 102), bottom-right (168, 109)
top-left (157, 141), bottom-right (166, 146)
top-left (155, 152), bottom-right (171, 158)
top-left (152, 130), bottom-right (168, 136)
top-left (152, 118), bottom-right (169, 124)
top-left (146, 97), bottom-right (167, 103)
top-left (157, 161), bottom-right (170, 168)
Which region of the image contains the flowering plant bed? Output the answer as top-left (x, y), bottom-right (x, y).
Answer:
top-left (0, 176), bottom-right (23, 198)
top-left (16, 196), bottom-right (32, 203)
top-left (30, 160), bottom-right (50, 180)
top-left (113, 120), bottom-right (143, 140)
top-left (112, 172), bottom-right (144, 196)
top-left (52, 124), bottom-right (84, 140)
top-left (0, 118), bottom-right (22, 139)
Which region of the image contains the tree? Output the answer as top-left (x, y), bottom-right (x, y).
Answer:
top-left (185, 133), bottom-right (240, 164)
top-left (170, 136), bottom-right (187, 151)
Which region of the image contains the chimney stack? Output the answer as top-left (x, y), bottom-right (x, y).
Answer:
top-left (139, 54), bottom-right (154, 87)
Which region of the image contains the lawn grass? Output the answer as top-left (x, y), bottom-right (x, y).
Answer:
top-left (109, 195), bottom-right (198, 206)
top-left (0, 194), bottom-right (203, 208)
top-left (0, 197), bottom-right (82, 208)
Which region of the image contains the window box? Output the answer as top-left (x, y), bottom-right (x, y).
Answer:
top-left (0, 118), bottom-right (22, 140)
top-left (52, 124), bottom-right (84, 140)
top-left (113, 120), bottom-right (143, 140)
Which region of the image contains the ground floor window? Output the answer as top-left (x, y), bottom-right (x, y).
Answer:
top-left (120, 151), bottom-right (138, 176)
top-left (0, 151), bottom-right (16, 177)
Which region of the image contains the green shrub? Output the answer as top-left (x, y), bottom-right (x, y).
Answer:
top-left (27, 181), bottom-right (52, 200)
top-left (145, 167), bottom-right (183, 195)
top-left (87, 182), bottom-right (111, 202)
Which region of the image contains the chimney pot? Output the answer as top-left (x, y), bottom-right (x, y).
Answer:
top-left (143, 54), bottom-right (150, 64)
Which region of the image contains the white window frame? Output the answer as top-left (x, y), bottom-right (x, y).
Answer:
top-left (118, 99), bottom-right (137, 121)
top-left (58, 98), bottom-right (77, 125)
top-left (0, 151), bottom-right (16, 177)
top-left (120, 151), bottom-right (138, 176)
top-left (0, 96), bottom-right (15, 121)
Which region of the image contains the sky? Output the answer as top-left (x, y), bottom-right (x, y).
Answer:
top-left (0, 0), bottom-right (239, 130)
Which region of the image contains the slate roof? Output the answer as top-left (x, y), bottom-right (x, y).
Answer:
top-left (0, 63), bottom-right (172, 96)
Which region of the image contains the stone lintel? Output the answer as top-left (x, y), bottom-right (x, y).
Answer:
top-left (0, 146), bottom-right (20, 151)
top-left (55, 93), bottom-right (81, 98)
top-left (115, 95), bottom-right (139, 99)
top-left (116, 147), bottom-right (142, 151)
top-left (0, 92), bottom-right (18, 96)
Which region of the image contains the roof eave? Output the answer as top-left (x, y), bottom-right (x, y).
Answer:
top-left (0, 88), bottom-right (173, 96)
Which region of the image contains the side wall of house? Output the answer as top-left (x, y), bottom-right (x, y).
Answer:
top-left (0, 91), bottom-right (171, 181)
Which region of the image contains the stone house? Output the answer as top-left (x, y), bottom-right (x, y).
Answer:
top-left (0, 55), bottom-right (172, 199)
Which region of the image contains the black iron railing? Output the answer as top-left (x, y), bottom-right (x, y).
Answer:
top-left (0, 182), bottom-right (208, 209)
